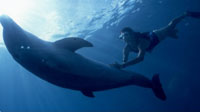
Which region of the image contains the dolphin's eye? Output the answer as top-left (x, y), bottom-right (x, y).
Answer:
top-left (27, 46), bottom-right (31, 49)
top-left (20, 46), bottom-right (24, 49)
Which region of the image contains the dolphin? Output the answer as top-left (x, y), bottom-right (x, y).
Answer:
top-left (0, 15), bottom-right (166, 100)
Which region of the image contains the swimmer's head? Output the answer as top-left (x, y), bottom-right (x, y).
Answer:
top-left (119, 27), bottom-right (135, 41)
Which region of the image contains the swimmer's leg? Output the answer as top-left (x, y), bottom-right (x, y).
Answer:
top-left (153, 12), bottom-right (188, 41)
top-left (168, 13), bottom-right (188, 29)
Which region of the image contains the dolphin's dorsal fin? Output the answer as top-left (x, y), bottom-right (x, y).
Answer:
top-left (54, 37), bottom-right (93, 52)
top-left (81, 91), bottom-right (95, 98)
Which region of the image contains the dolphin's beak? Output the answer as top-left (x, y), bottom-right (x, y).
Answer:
top-left (0, 15), bottom-right (13, 28)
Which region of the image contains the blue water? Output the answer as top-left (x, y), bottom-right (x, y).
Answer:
top-left (0, 0), bottom-right (200, 112)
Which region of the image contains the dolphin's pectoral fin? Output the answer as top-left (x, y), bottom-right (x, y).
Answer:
top-left (54, 37), bottom-right (93, 52)
top-left (81, 90), bottom-right (95, 98)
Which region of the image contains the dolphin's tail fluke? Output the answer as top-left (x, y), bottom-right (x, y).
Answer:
top-left (130, 72), bottom-right (166, 100)
top-left (151, 74), bottom-right (166, 101)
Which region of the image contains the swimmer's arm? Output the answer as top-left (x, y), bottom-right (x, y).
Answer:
top-left (123, 45), bottom-right (130, 63)
top-left (122, 47), bottom-right (145, 68)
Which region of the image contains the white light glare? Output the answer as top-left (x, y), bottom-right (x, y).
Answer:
top-left (0, 0), bottom-right (33, 17)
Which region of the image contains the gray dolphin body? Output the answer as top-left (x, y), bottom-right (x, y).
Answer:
top-left (0, 15), bottom-right (166, 100)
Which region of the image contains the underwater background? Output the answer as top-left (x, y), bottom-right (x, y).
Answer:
top-left (0, 0), bottom-right (200, 112)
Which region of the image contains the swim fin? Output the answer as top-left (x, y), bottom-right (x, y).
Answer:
top-left (187, 11), bottom-right (200, 19)
top-left (152, 74), bottom-right (167, 101)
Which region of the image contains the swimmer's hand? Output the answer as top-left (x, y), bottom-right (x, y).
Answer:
top-left (110, 62), bottom-right (124, 69)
